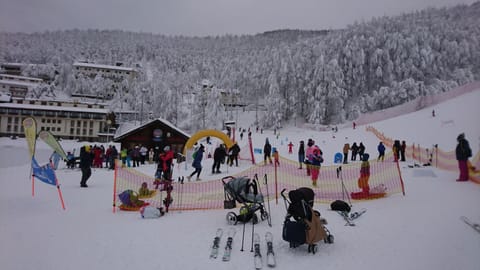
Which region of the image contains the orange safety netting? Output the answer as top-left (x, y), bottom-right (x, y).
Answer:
top-left (366, 126), bottom-right (480, 183)
top-left (113, 152), bottom-right (405, 212)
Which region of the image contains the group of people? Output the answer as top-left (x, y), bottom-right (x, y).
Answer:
top-left (342, 142), bottom-right (366, 164)
top-left (187, 142), bottom-right (242, 181)
top-left (294, 138), bottom-right (324, 186)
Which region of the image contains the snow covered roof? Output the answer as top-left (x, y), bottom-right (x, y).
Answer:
top-left (73, 62), bottom-right (134, 72)
top-left (114, 118), bottom-right (190, 141)
top-left (0, 102), bottom-right (109, 114)
top-left (0, 74), bottom-right (43, 82)
top-left (0, 79), bottom-right (39, 88)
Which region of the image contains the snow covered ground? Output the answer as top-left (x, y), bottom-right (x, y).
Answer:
top-left (0, 89), bottom-right (479, 270)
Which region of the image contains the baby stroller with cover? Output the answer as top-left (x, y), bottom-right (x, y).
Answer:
top-left (281, 187), bottom-right (334, 254)
top-left (222, 175), bottom-right (269, 224)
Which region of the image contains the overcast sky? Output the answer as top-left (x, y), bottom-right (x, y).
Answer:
top-left (0, 0), bottom-right (475, 37)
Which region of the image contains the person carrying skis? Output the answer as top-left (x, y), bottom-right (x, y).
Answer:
top-left (455, 133), bottom-right (472, 182)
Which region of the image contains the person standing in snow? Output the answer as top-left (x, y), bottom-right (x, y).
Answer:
top-left (187, 144), bottom-right (204, 181)
top-left (288, 141), bottom-right (293, 154)
top-left (400, 141), bottom-right (407, 162)
top-left (263, 138), bottom-right (272, 164)
top-left (298, 140), bottom-right (305, 169)
top-left (358, 142), bottom-right (366, 161)
top-left (228, 142), bottom-right (241, 167)
top-left (305, 139), bottom-right (315, 176)
top-left (342, 143), bottom-right (350, 164)
top-left (159, 146), bottom-right (174, 180)
top-left (212, 144), bottom-right (227, 174)
top-left (455, 133), bottom-right (472, 182)
top-left (79, 145), bottom-right (93, 188)
top-left (377, 141), bottom-right (386, 161)
top-left (351, 142), bottom-right (359, 161)
top-left (310, 146), bottom-right (323, 187)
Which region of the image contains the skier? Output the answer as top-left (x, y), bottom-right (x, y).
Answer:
top-left (455, 133), bottom-right (472, 182)
top-left (298, 140), bottom-right (305, 169)
top-left (49, 151), bottom-right (62, 170)
top-left (187, 144), bottom-right (204, 181)
top-left (79, 145), bottom-right (93, 188)
top-left (263, 138), bottom-right (273, 164)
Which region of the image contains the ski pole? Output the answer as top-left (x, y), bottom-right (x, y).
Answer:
top-left (240, 217), bottom-right (246, 252)
top-left (263, 174), bottom-right (272, 227)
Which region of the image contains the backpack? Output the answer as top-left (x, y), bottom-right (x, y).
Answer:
top-left (330, 200), bottom-right (351, 213)
top-left (304, 209), bottom-right (327, 244)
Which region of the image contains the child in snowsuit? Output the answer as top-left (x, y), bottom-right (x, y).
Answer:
top-left (273, 149), bottom-right (280, 166)
top-left (355, 153), bottom-right (371, 197)
top-left (310, 146), bottom-right (323, 187)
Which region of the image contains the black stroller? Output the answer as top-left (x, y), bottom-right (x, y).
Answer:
top-left (222, 176), bottom-right (269, 225)
top-left (281, 187), bottom-right (334, 254)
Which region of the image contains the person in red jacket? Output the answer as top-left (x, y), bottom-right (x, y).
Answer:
top-left (159, 145), bottom-right (174, 181)
top-left (288, 141), bottom-right (293, 154)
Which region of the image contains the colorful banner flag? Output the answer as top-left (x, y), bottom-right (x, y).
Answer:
top-left (38, 130), bottom-right (67, 160)
top-left (22, 117), bottom-right (37, 159)
top-left (31, 157), bottom-right (57, 186)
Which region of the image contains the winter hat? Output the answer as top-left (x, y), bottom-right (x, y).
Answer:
top-left (164, 146), bottom-right (170, 151)
top-left (85, 145), bottom-right (91, 152)
top-left (457, 133), bottom-right (465, 142)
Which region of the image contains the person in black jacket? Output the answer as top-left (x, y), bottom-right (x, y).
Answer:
top-left (228, 143), bottom-right (241, 167)
top-left (79, 145), bottom-right (93, 187)
top-left (263, 138), bottom-right (272, 164)
top-left (212, 144), bottom-right (227, 174)
top-left (455, 133), bottom-right (472, 182)
top-left (298, 140), bottom-right (305, 169)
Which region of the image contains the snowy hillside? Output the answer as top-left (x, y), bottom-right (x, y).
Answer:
top-left (0, 88), bottom-right (479, 270)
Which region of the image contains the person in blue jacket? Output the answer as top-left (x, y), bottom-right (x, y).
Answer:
top-left (187, 144), bottom-right (204, 181)
top-left (377, 142), bottom-right (386, 162)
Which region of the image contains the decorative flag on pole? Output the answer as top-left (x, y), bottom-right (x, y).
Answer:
top-left (38, 130), bottom-right (67, 160)
top-left (23, 117), bottom-right (37, 196)
top-left (31, 156), bottom-right (66, 210)
top-left (23, 117), bottom-right (37, 159)
top-left (31, 157), bottom-right (57, 186)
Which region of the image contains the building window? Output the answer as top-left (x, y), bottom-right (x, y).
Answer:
top-left (58, 120), bottom-right (62, 124)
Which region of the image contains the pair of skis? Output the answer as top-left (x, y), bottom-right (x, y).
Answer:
top-left (209, 228), bottom-right (237, 261)
top-left (253, 232), bottom-right (276, 269)
top-left (338, 208), bottom-right (367, 226)
top-left (460, 216), bottom-right (480, 234)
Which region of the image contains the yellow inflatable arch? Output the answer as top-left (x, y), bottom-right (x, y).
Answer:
top-left (183, 129), bottom-right (234, 155)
